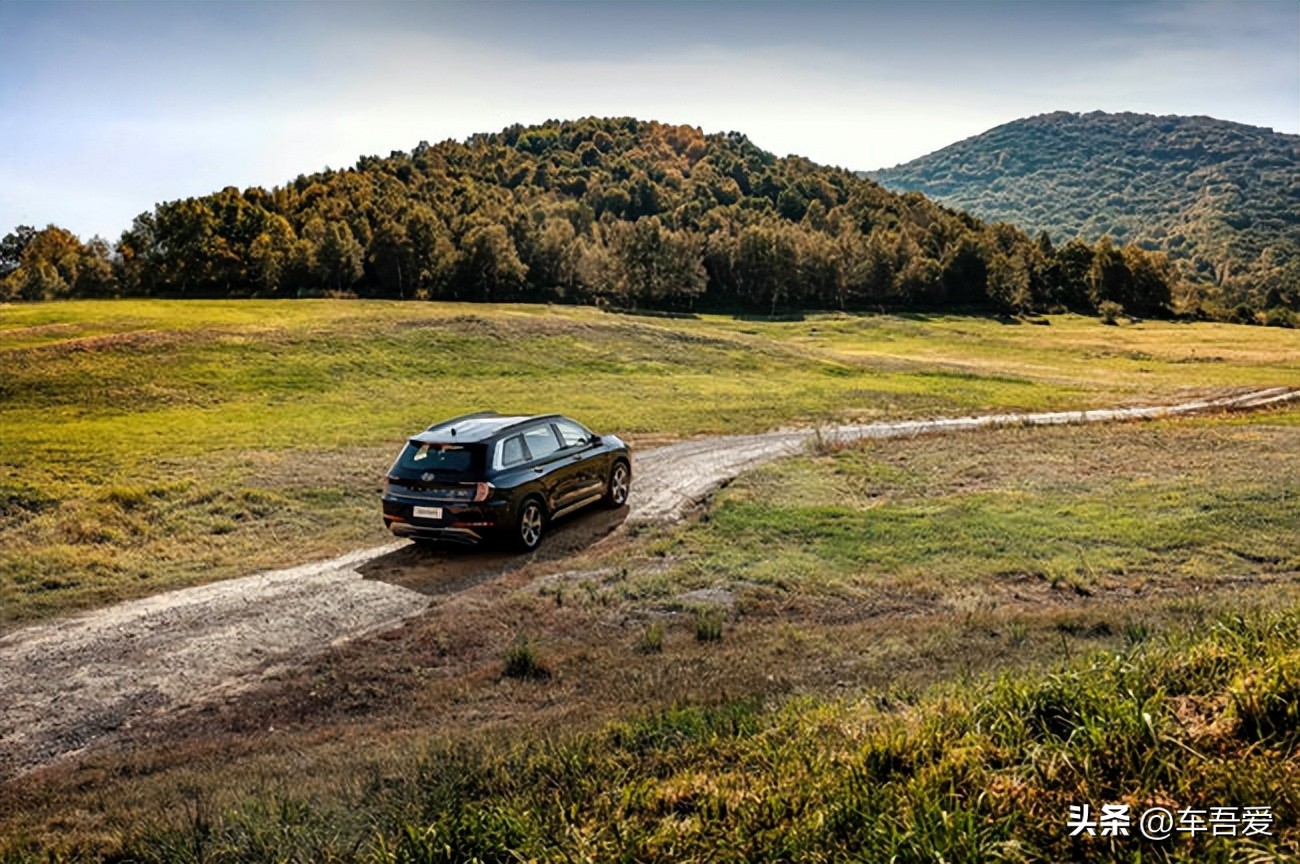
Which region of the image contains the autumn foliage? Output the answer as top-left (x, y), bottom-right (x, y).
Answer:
top-left (1, 118), bottom-right (1203, 319)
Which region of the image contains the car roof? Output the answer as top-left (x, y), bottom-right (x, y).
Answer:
top-left (412, 411), bottom-right (567, 445)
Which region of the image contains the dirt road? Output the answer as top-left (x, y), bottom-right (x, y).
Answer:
top-left (1, 388), bottom-right (1295, 779)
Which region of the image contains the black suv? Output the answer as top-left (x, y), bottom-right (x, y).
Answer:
top-left (382, 412), bottom-right (631, 551)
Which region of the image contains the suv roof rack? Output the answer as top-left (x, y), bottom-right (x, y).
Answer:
top-left (418, 412), bottom-right (570, 443)
top-left (426, 411), bottom-right (500, 432)
top-left (493, 413), bottom-right (563, 435)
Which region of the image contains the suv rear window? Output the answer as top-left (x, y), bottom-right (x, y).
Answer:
top-left (500, 435), bottom-right (527, 467)
top-left (394, 441), bottom-right (483, 475)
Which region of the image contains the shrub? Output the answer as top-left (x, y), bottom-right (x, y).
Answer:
top-left (1098, 300), bottom-right (1124, 325)
top-left (503, 638), bottom-right (551, 680)
top-left (694, 607), bottom-right (724, 642)
top-left (636, 622), bottom-right (664, 654)
top-left (1263, 306), bottom-right (1297, 328)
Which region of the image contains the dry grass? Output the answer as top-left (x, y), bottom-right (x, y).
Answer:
top-left (3, 408), bottom-right (1298, 858)
top-left (3, 300), bottom-right (1298, 859)
top-left (4, 300), bottom-right (1297, 627)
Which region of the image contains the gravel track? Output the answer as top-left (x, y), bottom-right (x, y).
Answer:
top-left (2, 388), bottom-right (1294, 779)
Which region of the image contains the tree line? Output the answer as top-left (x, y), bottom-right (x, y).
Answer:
top-left (7, 116), bottom-right (1271, 323)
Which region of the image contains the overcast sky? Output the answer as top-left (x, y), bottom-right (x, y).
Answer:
top-left (2, 0), bottom-right (1297, 241)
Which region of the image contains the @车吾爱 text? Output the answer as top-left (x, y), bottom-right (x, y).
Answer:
top-left (1067, 804), bottom-right (1273, 840)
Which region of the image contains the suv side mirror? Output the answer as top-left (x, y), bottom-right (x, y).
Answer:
top-left (587, 435), bottom-right (602, 446)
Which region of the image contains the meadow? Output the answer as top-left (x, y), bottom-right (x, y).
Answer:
top-left (68, 604), bottom-right (1299, 862)
top-left (1, 299), bottom-right (1298, 860)
top-left (3, 299), bottom-right (1296, 625)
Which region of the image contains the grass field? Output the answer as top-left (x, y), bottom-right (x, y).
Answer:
top-left (2, 299), bottom-right (1297, 626)
top-left (630, 419), bottom-right (1300, 603)
top-left (1, 299), bottom-right (1298, 861)
top-left (73, 607), bottom-right (1299, 863)
top-left (3, 411), bottom-right (1298, 861)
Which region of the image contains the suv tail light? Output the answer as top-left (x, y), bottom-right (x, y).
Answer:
top-left (473, 482), bottom-right (494, 502)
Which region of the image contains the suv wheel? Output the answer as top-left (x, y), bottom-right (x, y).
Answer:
top-left (514, 497), bottom-right (546, 552)
top-left (604, 460), bottom-right (631, 508)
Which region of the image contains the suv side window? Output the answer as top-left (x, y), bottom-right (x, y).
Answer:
top-left (500, 434), bottom-right (527, 467)
top-left (553, 419), bottom-right (590, 449)
top-left (522, 425), bottom-right (562, 461)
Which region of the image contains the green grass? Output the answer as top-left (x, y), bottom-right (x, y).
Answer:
top-left (10, 603), bottom-right (1295, 863)
top-left (3, 398), bottom-right (1298, 860)
top-left (2, 299), bottom-right (1297, 626)
top-left (608, 417), bottom-right (1300, 610)
top-left (502, 637), bottom-right (551, 681)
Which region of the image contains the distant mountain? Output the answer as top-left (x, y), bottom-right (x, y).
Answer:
top-left (870, 112), bottom-right (1300, 309)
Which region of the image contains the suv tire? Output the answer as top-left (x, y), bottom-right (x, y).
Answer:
top-left (513, 497), bottom-right (546, 552)
top-left (603, 460), bottom-right (631, 508)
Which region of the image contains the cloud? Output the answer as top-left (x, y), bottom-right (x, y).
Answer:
top-left (2, 1), bottom-right (1295, 240)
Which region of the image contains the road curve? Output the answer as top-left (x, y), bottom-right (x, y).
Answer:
top-left (2, 387), bottom-right (1295, 778)
top-left (627, 387), bottom-right (1299, 524)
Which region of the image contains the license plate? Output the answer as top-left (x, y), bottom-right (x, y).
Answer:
top-left (412, 506), bottom-right (443, 520)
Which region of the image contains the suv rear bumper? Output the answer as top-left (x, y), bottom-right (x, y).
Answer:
top-left (382, 496), bottom-right (510, 545)
top-left (386, 522), bottom-right (487, 544)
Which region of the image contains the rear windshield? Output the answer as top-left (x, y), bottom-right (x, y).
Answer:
top-left (394, 441), bottom-right (484, 476)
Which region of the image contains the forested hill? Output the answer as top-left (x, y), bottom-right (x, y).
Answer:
top-left (870, 112), bottom-right (1300, 311)
top-left (1, 117), bottom-right (1285, 321)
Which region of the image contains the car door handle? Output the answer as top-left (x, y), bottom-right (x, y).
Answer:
top-left (533, 466), bottom-right (544, 473)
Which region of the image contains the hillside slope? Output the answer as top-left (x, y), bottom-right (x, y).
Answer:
top-left (871, 111), bottom-right (1300, 309)
top-left (4, 118), bottom-right (1184, 317)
